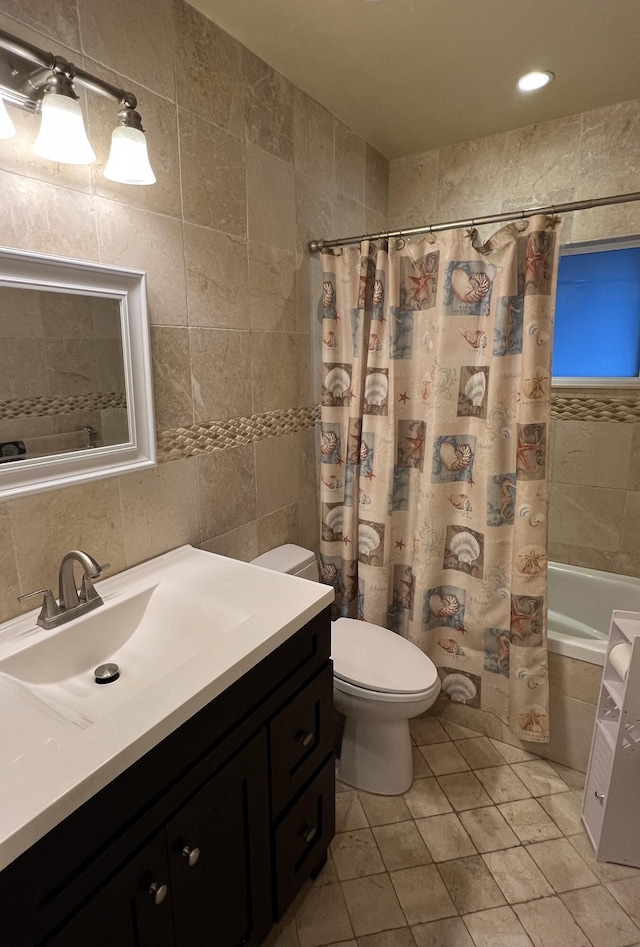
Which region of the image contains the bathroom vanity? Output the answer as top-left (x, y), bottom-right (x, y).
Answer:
top-left (0, 547), bottom-right (334, 945)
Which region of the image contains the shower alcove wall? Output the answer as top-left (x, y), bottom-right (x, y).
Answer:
top-left (374, 95), bottom-right (640, 770)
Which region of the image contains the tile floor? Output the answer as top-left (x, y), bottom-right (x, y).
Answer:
top-left (266, 716), bottom-right (640, 947)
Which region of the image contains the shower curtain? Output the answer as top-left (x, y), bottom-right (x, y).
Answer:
top-left (319, 216), bottom-right (562, 742)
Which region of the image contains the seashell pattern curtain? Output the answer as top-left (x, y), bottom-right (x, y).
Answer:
top-left (319, 216), bottom-right (562, 742)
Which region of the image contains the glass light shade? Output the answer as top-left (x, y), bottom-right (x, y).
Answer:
top-left (517, 71), bottom-right (554, 92)
top-left (34, 93), bottom-right (96, 164)
top-left (104, 125), bottom-right (156, 185)
top-left (0, 97), bottom-right (16, 139)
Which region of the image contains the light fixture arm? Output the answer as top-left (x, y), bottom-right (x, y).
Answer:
top-left (0, 27), bottom-right (137, 115)
top-left (0, 28), bottom-right (53, 71)
top-left (71, 64), bottom-right (137, 112)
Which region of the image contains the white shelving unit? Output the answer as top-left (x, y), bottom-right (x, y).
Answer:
top-left (583, 610), bottom-right (640, 866)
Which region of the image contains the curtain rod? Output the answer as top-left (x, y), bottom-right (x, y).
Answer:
top-left (308, 190), bottom-right (640, 253)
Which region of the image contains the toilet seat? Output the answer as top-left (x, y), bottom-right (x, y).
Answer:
top-left (331, 617), bottom-right (439, 697)
top-left (334, 674), bottom-right (441, 704)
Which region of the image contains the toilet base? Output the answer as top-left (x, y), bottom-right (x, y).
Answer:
top-left (337, 716), bottom-right (414, 795)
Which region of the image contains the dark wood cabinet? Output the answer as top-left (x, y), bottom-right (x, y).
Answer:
top-left (46, 831), bottom-right (174, 947)
top-left (167, 731), bottom-right (270, 947)
top-left (0, 607), bottom-right (333, 947)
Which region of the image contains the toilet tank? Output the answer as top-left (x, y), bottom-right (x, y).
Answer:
top-left (251, 544), bottom-right (319, 582)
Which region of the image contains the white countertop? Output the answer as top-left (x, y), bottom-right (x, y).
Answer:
top-left (0, 546), bottom-right (334, 872)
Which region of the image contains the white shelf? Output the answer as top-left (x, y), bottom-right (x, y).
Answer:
top-left (602, 677), bottom-right (624, 708)
top-left (583, 609), bottom-right (640, 867)
top-left (612, 616), bottom-right (640, 642)
top-left (597, 718), bottom-right (617, 753)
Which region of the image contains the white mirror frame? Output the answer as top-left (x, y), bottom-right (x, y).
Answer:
top-left (0, 246), bottom-right (156, 500)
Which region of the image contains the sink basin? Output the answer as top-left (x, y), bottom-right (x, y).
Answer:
top-left (0, 578), bottom-right (251, 726)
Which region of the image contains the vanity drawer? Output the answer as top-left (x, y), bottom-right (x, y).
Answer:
top-left (270, 663), bottom-right (333, 818)
top-left (273, 755), bottom-right (335, 918)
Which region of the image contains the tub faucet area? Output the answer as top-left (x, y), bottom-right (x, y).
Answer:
top-left (18, 550), bottom-right (109, 630)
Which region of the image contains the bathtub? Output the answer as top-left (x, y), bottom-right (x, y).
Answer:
top-left (548, 561), bottom-right (640, 666)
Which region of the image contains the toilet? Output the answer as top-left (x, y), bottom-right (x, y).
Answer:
top-left (251, 544), bottom-right (441, 795)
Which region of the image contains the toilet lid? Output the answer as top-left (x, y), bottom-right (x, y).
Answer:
top-left (331, 618), bottom-right (439, 695)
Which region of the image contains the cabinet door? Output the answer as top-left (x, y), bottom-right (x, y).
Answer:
top-left (45, 831), bottom-right (174, 947)
top-left (583, 725), bottom-right (614, 850)
top-left (166, 731), bottom-right (271, 947)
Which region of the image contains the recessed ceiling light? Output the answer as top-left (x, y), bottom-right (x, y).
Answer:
top-left (517, 71), bottom-right (554, 93)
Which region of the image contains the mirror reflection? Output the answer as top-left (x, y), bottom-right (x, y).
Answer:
top-left (0, 288), bottom-right (128, 464)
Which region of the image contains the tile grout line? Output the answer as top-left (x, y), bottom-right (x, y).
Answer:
top-left (300, 717), bottom-right (640, 947)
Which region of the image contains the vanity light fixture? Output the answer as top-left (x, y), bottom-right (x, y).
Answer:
top-left (0, 27), bottom-right (156, 185)
top-left (517, 70), bottom-right (554, 93)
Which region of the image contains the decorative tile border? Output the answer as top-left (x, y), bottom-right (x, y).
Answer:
top-left (4, 391), bottom-right (634, 447)
top-left (157, 396), bottom-right (640, 463)
top-left (551, 396), bottom-right (640, 422)
top-left (0, 391), bottom-right (126, 420)
top-left (5, 394), bottom-right (638, 427)
top-left (157, 405), bottom-right (320, 462)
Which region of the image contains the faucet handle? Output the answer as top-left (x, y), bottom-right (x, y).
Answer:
top-left (79, 574), bottom-right (100, 604)
top-left (78, 562), bottom-right (110, 604)
top-left (85, 558), bottom-right (110, 578)
top-left (17, 588), bottom-right (62, 627)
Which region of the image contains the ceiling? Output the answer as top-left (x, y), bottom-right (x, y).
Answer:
top-left (189, 0), bottom-right (640, 159)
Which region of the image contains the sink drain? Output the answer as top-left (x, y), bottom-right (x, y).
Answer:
top-left (94, 663), bottom-right (120, 684)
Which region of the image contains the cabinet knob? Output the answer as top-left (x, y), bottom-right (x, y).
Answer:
top-left (299, 823), bottom-right (318, 844)
top-left (296, 729), bottom-right (314, 748)
top-left (149, 882), bottom-right (168, 905)
top-left (182, 844), bottom-right (201, 867)
top-left (594, 791), bottom-right (605, 801)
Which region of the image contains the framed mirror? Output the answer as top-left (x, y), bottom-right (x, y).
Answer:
top-left (0, 246), bottom-right (156, 500)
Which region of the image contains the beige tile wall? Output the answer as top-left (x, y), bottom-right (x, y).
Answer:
top-left (0, 0), bottom-right (389, 622)
top-left (389, 97), bottom-right (640, 578)
top-left (549, 406), bottom-right (640, 576)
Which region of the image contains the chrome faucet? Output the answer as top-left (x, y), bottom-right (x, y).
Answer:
top-left (18, 550), bottom-right (110, 629)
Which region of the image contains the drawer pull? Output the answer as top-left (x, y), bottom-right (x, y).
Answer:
top-left (296, 730), bottom-right (314, 748)
top-left (182, 845), bottom-right (201, 867)
top-left (594, 791), bottom-right (605, 801)
top-left (149, 882), bottom-right (169, 905)
top-left (299, 823), bottom-right (318, 844)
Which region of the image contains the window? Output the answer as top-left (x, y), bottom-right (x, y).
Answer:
top-left (552, 239), bottom-right (640, 387)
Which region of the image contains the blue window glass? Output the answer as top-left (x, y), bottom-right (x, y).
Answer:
top-left (553, 246), bottom-right (640, 377)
